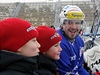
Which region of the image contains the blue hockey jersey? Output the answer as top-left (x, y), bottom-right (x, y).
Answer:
top-left (56, 29), bottom-right (90, 75)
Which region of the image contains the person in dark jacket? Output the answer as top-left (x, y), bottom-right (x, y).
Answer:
top-left (36, 26), bottom-right (62, 75)
top-left (0, 18), bottom-right (40, 75)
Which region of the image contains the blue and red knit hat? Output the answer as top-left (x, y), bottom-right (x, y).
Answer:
top-left (36, 26), bottom-right (62, 53)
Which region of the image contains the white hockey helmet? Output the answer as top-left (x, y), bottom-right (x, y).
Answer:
top-left (59, 5), bottom-right (85, 24)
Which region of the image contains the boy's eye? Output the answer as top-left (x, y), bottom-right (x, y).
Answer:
top-left (54, 45), bottom-right (58, 47)
top-left (54, 44), bottom-right (59, 47)
top-left (32, 39), bottom-right (36, 42)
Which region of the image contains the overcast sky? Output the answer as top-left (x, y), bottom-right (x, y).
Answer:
top-left (0, 0), bottom-right (91, 3)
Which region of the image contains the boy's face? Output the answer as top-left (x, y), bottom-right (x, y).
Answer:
top-left (17, 38), bottom-right (40, 57)
top-left (44, 41), bottom-right (62, 60)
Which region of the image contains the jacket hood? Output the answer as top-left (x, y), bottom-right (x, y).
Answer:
top-left (0, 50), bottom-right (24, 69)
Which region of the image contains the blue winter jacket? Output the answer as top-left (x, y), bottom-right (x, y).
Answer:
top-left (56, 29), bottom-right (90, 75)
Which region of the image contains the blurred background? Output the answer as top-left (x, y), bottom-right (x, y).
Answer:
top-left (0, 0), bottom-right (100, 36)
top-left (0, 0), bottom-right (97, 27)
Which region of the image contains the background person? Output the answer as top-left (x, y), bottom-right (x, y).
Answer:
top-left (56, 5), bottom-right (90, 75)
top-left (50, 25), bottom-right (55, 29)
top-left (0, 18), bottom-right (40, 75)
top-left (36, 26), bottom-right (62, 75)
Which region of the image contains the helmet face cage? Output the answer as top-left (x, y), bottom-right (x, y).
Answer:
top-left (63, 19), bottom-right (83, 25)
top-left (59, 5), bottom-right (85, 24)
